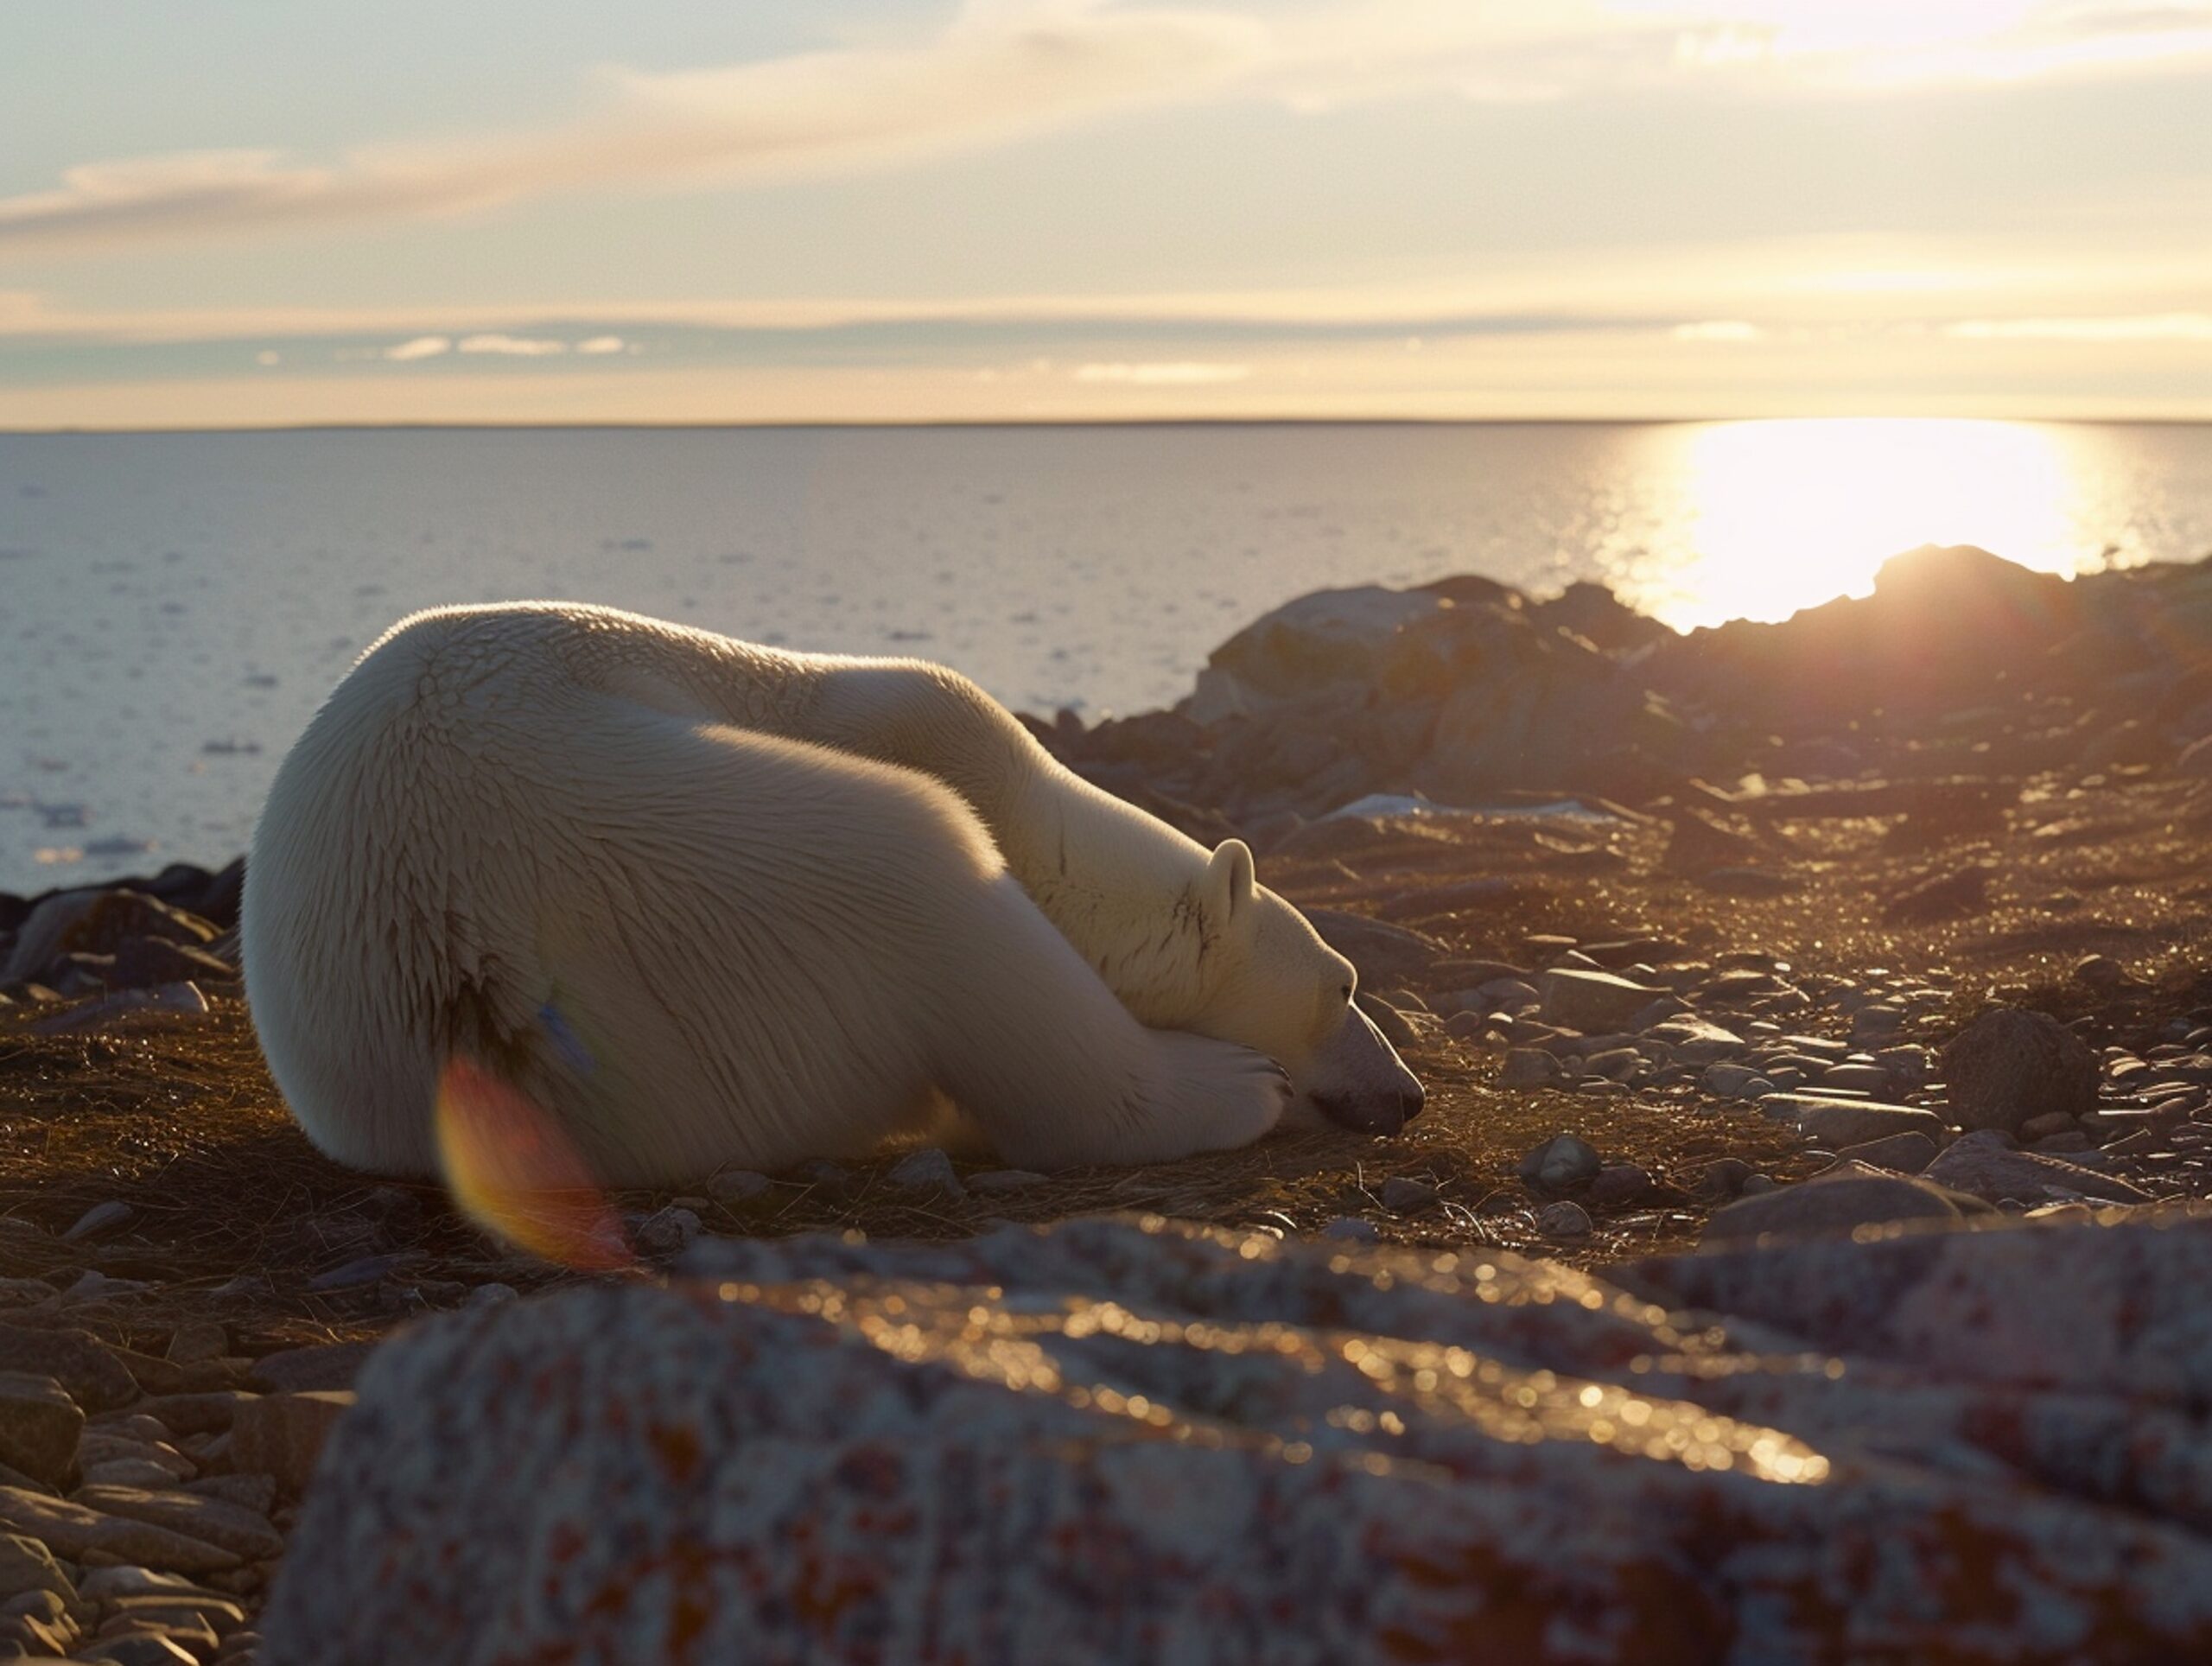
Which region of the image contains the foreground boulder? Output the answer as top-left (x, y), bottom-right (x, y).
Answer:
top-left (264, 1213), bottom-right (2212, 1663)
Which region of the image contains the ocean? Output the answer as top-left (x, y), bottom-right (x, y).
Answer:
top-left (3, 418), bottom-right (2209, 893)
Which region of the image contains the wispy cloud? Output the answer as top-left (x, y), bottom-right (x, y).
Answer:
top-left (0, 2), bottom-right (1263, 260)
top-left (457, 334), bottom-right (568, 356)
top-left (0, 1), bottom-right (2206, 262)
top-left (383, 335), bottom-right (450, 361)
top-left (1946, 311), bottom-right (2212, 340)
top-left (1073, 360), bottom-right (1250, 383)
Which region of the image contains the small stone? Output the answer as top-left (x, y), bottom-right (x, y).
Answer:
top-left (74, 1486), bottom-right (283, 1562)
top-left (1924, 1130), bottom-right (2152, 1205)
top-left (631, 1206), bottom-right (702, 1260)
top-left (110, 1393), bottom-right (256, 1439)
top-left (967, 1170), bottom-right (1048, 1194)
top-left (1701, 1167), bottom-right (1964, 1248)
top-left (1516, 1135), bottom-right (1602, 1195)
top-left (1740, 1174), bottom-right (1778, 1195)
top-left (1478, 978), bottom-right (1542, 1012)
top-left (245, 1342), bottom-right (372, 1396)
top-left (164, 1325), bottom-right (228, 1367)
top-left (705, 1170), bottom-right (773, 1205)
top-left (1702, 1063), bottom-right (1771, 1099)
top-left (1643, 1017), bottom-right (1744, 1063)
top-left (1827, 1131), bottom-right (1938, 1175)
top-left (2016, 1111), bottom-right (2080, 1143)
top-left (1759, 1095), bottom-right (1944, 1149)
top-left (2, 1584), bottom-right (67, 1625)
top-left (1445, 1009), bottom-right (1495, 1043)
top-left (1379, 1177), bottom-right (1440, 1216)
top-left (226, 1393), bottom-right (354, 1499)
top-left (185, 1473), bottom-right (277, 1515)
top-left (63, 1201), bottom-right (135, 1243)
top-left (1582, 1046), bottom-right (1644, 1082)
top-left (0, 1487), bottom-right (239, 1574)
top-left (2033, 1131), bottom-right (2092, 1154)
top-left (1818, 1063), bottom-right (1892, 1094)
top-left (1692, 1158), bottom-right (1755, 1202)
top-left (886, 1148), bottom-right (965, 1199)
top-left (792, 1160), bottom-right (858, 1199)
top-left (1536, 1200), bottom-right (1592, 1239)
top-left (1587, 1164), bottom-right (1655, 1208)
top-left (1497, 1049), bottom-right (1562, 1090)
top-left (464, 1284), bottom-right (518, 1310)
top-left (1318, 1217), bottom-right (1378, 1242)
top-left (1872, 1045), bottom-right (1935, 1087)
top-left (1942, 1008), bottom-right (2100, 1135)
top-left (2074, 954), bottom-right (2130, 992)
top-left (0, 1532), bottom-right (76, 1610)
top-left (1539, 969), bottom-right (1667, 1033)
top-left (82, 1459), bottom-right (188, 1491)
top-left (0, 1374), bottom-right (81, 1486)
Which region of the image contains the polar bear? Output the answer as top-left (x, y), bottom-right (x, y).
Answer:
top-left (241, 601), bottom-right (1422, 1186)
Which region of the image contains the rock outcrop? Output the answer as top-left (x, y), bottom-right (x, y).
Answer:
top-left (266, 1211), bottom-right (2212, 1663)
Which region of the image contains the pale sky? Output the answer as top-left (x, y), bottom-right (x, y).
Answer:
top-left (3, 0), bottom-right (2209, 426)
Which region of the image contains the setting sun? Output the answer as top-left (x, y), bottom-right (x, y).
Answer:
top-left (1629, 418), bottom-right (2100, 627)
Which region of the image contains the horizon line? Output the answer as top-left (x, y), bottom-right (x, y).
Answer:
top-left (7, 412), bottom-right (2212, 437)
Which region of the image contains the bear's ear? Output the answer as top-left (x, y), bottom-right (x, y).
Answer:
top-left (1205, 839), bottom-right (1256, 925)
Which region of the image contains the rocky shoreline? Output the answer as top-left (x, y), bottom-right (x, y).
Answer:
top-left (3, 542), bottom-right (2212, 1661)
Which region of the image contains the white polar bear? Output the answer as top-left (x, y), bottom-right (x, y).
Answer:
top-left (241, 601), bottom-right (1422, 1186)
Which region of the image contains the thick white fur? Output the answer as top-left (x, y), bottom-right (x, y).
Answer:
top-left (243, 602), bottom-right (1414, 1185)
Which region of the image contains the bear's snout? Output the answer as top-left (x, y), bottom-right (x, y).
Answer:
top-left (1312, 1076), bottom-right (1424, 1136)
top-left (1306, 1006), bottom-right (1425, 1135)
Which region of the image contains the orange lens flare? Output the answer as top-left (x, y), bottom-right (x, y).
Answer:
top-left (435, 1054), bottom-right (634, 1272)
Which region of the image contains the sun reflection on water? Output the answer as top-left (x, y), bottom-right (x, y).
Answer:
top-left (1614, 418), bottom-right (2125, 631)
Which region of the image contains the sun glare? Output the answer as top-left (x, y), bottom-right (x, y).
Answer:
top-left (1624, 418), bottom-right (2093, 629)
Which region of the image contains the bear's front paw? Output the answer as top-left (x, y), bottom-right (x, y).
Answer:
top-left (1144, 1030), bottom-right (1291, 1158)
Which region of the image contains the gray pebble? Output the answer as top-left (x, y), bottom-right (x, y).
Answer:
top-left (886, 1148), bottom-right (965, 1199)
top-left (705, 1170), bottom-right (772, 1205)
top-left (1318, 1217), bottom-right (1378, 1242)
top-left (1379, 1177), bottom-right (1440, 1216)
top-left (1497, 1049), bottom-right (1561, 1090)
top-left (1702, 1063), bottom-right (1771, 1099)
top-left (1587, 1163), bottom-right (1655, 1208)
top-left (632, 1206), bottom-right (702, 1259)
top-left (1517, 1134), bottom-right (1601, 1194)
top-left (1536, 1200), bottom-right (1592, 1239)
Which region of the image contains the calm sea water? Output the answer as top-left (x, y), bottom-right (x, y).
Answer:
top-left (3, 419), bottom-right (2209, 893)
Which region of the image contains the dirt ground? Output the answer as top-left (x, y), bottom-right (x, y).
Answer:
top-left (4, 766), bottom-right (2206, 1352)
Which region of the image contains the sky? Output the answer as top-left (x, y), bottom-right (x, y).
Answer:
top-left (2, 0), bottom-right (2209, 427)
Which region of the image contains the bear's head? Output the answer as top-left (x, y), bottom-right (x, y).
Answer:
top-left (1185, 840), bottom-right (1426, 1136)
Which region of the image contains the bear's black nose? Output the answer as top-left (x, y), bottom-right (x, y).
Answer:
top-left (1399, 1081), bottom-right (1426, 1124)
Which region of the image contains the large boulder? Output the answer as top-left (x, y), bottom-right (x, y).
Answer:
top-left (1192, 586), bottom-right (1450, 722)
top-left (269, 1214), bottom-right (2212, 1663)
top-left (1942, 1008), bottom-right (2101, 1135)
top-left (1649, 545), bottom-right (2097, 730)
